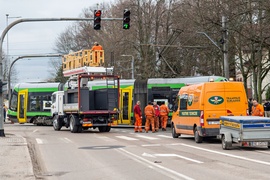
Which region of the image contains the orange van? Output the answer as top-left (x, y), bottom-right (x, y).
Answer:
top-left (171, 81), bottom-right (248, 143)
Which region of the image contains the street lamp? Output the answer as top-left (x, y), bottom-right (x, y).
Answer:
top-left (121, 55), bottom-right (134, 79)
top-left (6, 14), bottom-right (21, 66)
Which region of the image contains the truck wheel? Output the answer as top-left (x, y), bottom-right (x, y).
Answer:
top-left (222, 135), bottom-right (231, 150)
top-left (70, 115), bottom-right (78, 133)
top-left (53, 115), bottom-right (62, 131)
top-left (105, 126), bottom-right (111, 132)
top-left (194, 127), bottom-right (203, 143)
top-left (77, 125), bottom-right (83, 133)
top-left (98, 126), bottom-right (107, 132)
top-left (172, 124), bottom-right (180, 138)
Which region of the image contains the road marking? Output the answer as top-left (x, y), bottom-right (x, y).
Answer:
top-left (135, 135), bottom-right (159, 140)
top-left (36, 138), bottom-right (43, 144)
top-left (32, 129), bottom-right (39, 133)
top-left (142, 152), bottom-right (157, 158)
top-left (60, 138), bottom-right (73, 143)
top-left (117, 148), bottom-right (194, 180)
top-left (154, 154), bottom-right (203, 164)
top-left (181, 143), bottom-right (270, 166)
top-left (142, 144), bottom-right (161, 147)
top-left (116, 136), bottom-right (138, 141)
top-left (97, 136), bottom-right (117, 142)
top-left (157, 135), bottom-right (172, 138)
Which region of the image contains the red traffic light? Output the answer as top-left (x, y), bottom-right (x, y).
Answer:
top-left (95, 10), bottom-right (101, 17)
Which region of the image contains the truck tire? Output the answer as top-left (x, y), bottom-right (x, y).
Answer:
top-left (77, 125), bottom-right (83, 133)
top-left (222, 135), bottom-right (231, 150)
top-left (172, 123), bottom-right (180, 138)
top-left (53, 115), bottom-right (62, 131)
top-left (98, 126), bottom-right (107, 132)
top-left (194, 127), bottom-right (203, 143)
top-left (70, 115), bottom-right (78, 133)
top-left (105, 126), bottom-right (111, 132)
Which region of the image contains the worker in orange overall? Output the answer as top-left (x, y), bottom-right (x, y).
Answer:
top-left (91, 42), bottom-right (103, 63)
top-left (160, 102), bottom-right (170, 131)
top-left (153, 101), bottom-right (160, 132)
top-left (144, 101), bottom-right (156, 133)
top-left (134, 101), bottom-right (142, 132)
top-left (251, 99), bottom-right (264, 117)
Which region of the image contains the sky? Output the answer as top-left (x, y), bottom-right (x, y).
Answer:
top-left (0, 0), bottom-right (110, 85)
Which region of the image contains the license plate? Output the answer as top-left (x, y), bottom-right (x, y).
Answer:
top-left (208, 121), bottom-right (220, 125)
top-left (251, 142), bottom-right (268, 147)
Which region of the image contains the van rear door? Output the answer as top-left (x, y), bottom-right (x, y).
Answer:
top-left (203, 83), bottom-right (226, 128)
top-left (224, 82), bottom-right (247, 116)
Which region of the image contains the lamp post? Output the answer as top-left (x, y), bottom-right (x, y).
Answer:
top-left (5, 14), bottom-right (21, 65)
top-left (121, 55), bottom-right (134, 79)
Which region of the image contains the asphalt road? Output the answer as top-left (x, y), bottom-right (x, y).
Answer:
top-left (3, 124), bottom-right (270, 180)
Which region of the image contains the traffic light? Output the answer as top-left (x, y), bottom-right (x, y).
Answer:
top-left (94, 10), bottom-right (102, 30)
top-left (123, 9), bottom-right (130, 30)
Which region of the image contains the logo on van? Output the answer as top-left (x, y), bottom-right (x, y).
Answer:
top-left (208, 96), bottom-right (224, 105)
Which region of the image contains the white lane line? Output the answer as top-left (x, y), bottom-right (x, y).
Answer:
top-left (157, 135), bottom-right (172, 139)
top-left (135, 135), bottom-right (159, 140)
top-left (181, 143), bottom-right (270, 166)
top-left (117, 148), bottom-right (194, 180)
top-left (142, 144), bottom-right (161, 147)
top-left (154, 154), bottom-right (203, 164)
top-left (59, 138), bottom-right (73, 143)
top-left (32, 129), bottom-right (39, 133)
top-left (36, 138), bottom-right (43, 144)
top-left (96, 136), bottom-right (117, 142)
top-left (116, 136), bottom-right (138, 141)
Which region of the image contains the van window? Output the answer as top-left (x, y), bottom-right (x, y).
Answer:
top-left (180, 94), bottom-right (188, 110)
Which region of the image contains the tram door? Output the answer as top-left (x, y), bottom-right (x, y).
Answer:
top-left (119, 88), bottom-right (133, 125)
top-left (17, 90), bottom-right (28, 123)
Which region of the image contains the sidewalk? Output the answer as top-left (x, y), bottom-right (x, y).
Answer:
top-left (0, 123), bottom-right (35, 180)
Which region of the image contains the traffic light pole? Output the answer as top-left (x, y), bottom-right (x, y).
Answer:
top-left (0, 17), bottom-right (123, 137)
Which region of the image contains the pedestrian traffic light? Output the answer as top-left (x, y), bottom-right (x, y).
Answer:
top-left (94, 10), bottom-right (102, 30)
top-left (123, 9), bottom-right (130, 30)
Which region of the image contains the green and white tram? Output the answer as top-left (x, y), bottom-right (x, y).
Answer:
top-left (8, 82), bottom-right (60, 125)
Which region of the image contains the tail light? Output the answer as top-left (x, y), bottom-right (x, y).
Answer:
top-left (200, 111), bottom-right (204, 126)
top-left (246, 109), bottom-right (249, 116)
top-left (227, 109), bottom-right (232, 114)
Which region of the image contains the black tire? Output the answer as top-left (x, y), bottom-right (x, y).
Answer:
top-left (172, 124), bottom-right (180, 138)
top-left (77, 125), bottom-right (83, 133)
top-left (53, 115), bottom-right (62, 131)
top-left (222, 135), bottom-right (231, 150)
top-left (70, 115), bottom-right (78, 133)
top-left (105, 126), bottom-right (111, 132)
top-left (98, 126), bottom-right (107, 132)
top-left (194, 127), bottom-right (203, 143)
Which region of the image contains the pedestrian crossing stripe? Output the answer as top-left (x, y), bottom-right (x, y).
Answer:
top-left (115, 136), bottom-right (138, 141)
top-left (135, 135), bottom-right (159, 140)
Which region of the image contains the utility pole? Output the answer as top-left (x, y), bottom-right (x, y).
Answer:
top-left (222, 16), bottom-right (229, 79)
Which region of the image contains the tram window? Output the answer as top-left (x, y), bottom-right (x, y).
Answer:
top-left (10, 93), bottom-right (18, 111)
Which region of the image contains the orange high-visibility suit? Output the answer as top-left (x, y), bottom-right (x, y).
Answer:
top-left (134, 103), bottom-right (142, 132)
top-left (153, 104), bottom-right (160, 131)
top-left (92, 44), bottom-right (103, 63)
top-left (159, 104), bottom-right (170, 130)
top-left (252, 104), bottom-right (264, 117)
top-left (144, 104), bottom-right (155, 133)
